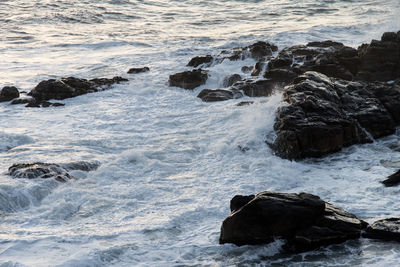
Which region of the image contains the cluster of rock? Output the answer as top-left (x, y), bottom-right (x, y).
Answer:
top-left (169, 31), bottom-right (400, 160)
top-left (8, 161), bottom-right (100, 182)
top-left (220, 191), bottom-right (400, 252)
top-left (1, 76), bottom-right (128, 108)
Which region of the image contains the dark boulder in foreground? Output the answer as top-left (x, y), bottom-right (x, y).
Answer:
top-left (271, 71), bottom-right (400, 159)
top-left (169, 69), bottom-right (208, 90)
top-left (220, 192), bottom-right (366, 252)
top-left (28, 76), bottom-right (127, 102)
top-left (363, 218), bottom-right (400, 241)
top-left (381, 170), bottom-right (400, 187)
top-left (8, 161), bottom-right (100, 183)
top-left (0, 86), bottom-right (19, 102)
top-left (127, 67), bottom-right (150, 74)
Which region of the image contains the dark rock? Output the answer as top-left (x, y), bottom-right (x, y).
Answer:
top-left (219, 41), bottom-right (278, 61)
top-left (28, 76), bottom-right (127, 102)
top-left (41, 101), bottom-right (52, 107)
top-left (233, 79), bottom-right (280, 97)
top-left (222, 74), bottom-right (242, 87)
top-left (0, 86), bottom-right (19, 102)
top-left (8, 161), bottom-right (99, 183)
top-left (51, 102), bottom-right (65, 107)
top-left (169, 69), bottom-right (208, 90)
top-left (219, 192), bottom-right (365, 252)
top-left (187, 55), bottom-right (213, 67)
top-left (381, 170), bottom-right (400, 187)
top-left (270, 71), bottom-right (400, 159)
top-left (236, 101), bottom-right (254, 106)
top-left (264, 69), bottom-right (298, 83)
top-left (248, 41), bottom-right (278, 60)
top-left (127, 67), bottom-right (150, 74)
top-left (251, 61), bottom-right (267, 76)
top-left (11, 97), bottom-right (35, 105)
top-left (363, 218), bottom-right (400, 241)
top-left (357, 32), bottom-right (400, 81)
top-left (197, 88), bottom-right (242, 102)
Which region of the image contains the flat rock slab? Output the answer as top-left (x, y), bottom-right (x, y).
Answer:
top-left (220, 192), bottom-right (365, 252)
top-left (363, 218), bottom-right (400, 241)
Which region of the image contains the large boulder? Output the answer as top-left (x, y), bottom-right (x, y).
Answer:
top-left (187, 55), bottom-right (213, 68)
top-left (169, 69), bottom-right (208, 90)
top-left (8, 161), bottom-right (100, 183)
top-left (220, 192), bottom-right (366, 252)
top-left (28, 76), bottom-right (127, 102)
top-left (271, 71), bottom-right (400, 159)
top-left (0, 86), bottom-right (19, 102)
top-left (356, 32), bottom-right (400, 81)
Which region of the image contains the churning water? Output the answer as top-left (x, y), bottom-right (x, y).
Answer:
top-left (1, 0), bottom-right (400, 266)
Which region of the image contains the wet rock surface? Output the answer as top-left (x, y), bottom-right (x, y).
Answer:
top-left (169, 69), bottom-right (208, 90)
top-left (197, 88), bottom-right (242, 102)
top-left (219, 192), bottom-right (365, 252)
top-left (271, 71), bottom-right (400, 159)
top-left (381, 170), bottom-right (400, 187)
top-left (0, 86), bottom-right (19, 102)
top-left (127, 67), bottom-right (150, 74)
top-left (28, 76), bottom-right (127, 102)
top-left (363, 218), bottom-right (400, 241)
top-left (8, 161), bottom-right (100, 183)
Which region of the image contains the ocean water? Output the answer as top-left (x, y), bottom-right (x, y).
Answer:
top-left (1, 0), bottom-right (400, 266)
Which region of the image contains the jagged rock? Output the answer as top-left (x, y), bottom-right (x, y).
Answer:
top-left (270, 71), bottom-right (400, 159)
top-left (187, 55), bottom-right (213, 67)
top-left (357, 32), bottom-right (400, 81)
top-left (232, 79), bottom-right (280, 97)
top-left (219, 41), bottom-right (278, 61)
top-left (197, 88), bottom-right (242, 102)
top-left (169, 69), bottom-right (208, 90)
top-left (219, 192), bottom-right (365, 252)
top-left (241, 66), bottom-right (254, 73)
top-left (381, 170), bottom-right (400, 187)
top-left (222, 74), bottom-right (242, 87)
top-left (28, 76), bottom-right (127, 102)
top-left (127, 67), bottom-right (150, 74)
top-left (251, 61), bottom-right (267, 76)
top-left (363, 218), bottom-right (400, 241)
top-left (8, 161), bottom-right (100, 183)
top-left (264, 69), bottom-right (298, 83)
top-left (0, 86), bottom-right (19, 102)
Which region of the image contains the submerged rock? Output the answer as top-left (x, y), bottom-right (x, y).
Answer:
top-left (169, 69), bottom-right (208, 90)
top-left (127, 67), bottom-right (150, 74)
top-left (8, 161), bottom-right (100, 183)
top-left (363, 218), bottom-right (400, 241)
top-left (219, 191), bottom-right (366, 252)
top-left (381, 170), bottom-right (400, 187)
top-left (0, 86), bottom-right (19, 102)
top-left (28, 76), bottom-right (127, 102)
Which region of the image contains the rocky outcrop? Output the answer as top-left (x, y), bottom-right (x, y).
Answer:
top-left (363, 218), bottom-right (400, 241)
top-left (127, 67), bottom-right (150, 74)
top-left (220, 192), bottom-right (366, 252)
top-left (169, 69), bottom-right (208, 90)
top-left (8, 161), bottom-right (100, 182)
top-left (270, 71), bottom-right (400, 159)
top-left (28, 76), bottom-right (127, 102)
top-left (381, 170), bottom-right (400, 187)
top-left (187, 55), bottom-right (213, 68)
top-left (222, 74), bottom-right (242, 87)
top-left (0, 86), bottom-right (19, 102)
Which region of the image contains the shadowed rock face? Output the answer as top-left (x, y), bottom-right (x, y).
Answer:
top-left (381, 170), bottom-right (400, 187)
top-left (8, 161), bottom-right (100, 182)
top-left (271, 71), bottom-right (400, 160)
top-left (363, 218), bottom-right (400, 241)
top-left (219, 192), bottom-right (366, 252)
top-left (28, 76), bottom-right (127, 102)
top-left (0, 86), bottom-right (19, 102)
top-left (168, 69), bottom-right (208, 90)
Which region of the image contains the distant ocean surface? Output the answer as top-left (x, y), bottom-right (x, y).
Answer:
top-left (1, 0), bottom-right (400, 266)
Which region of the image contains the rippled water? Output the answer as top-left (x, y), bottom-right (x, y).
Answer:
top-left (1, 0), bottom-right (400, 266)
